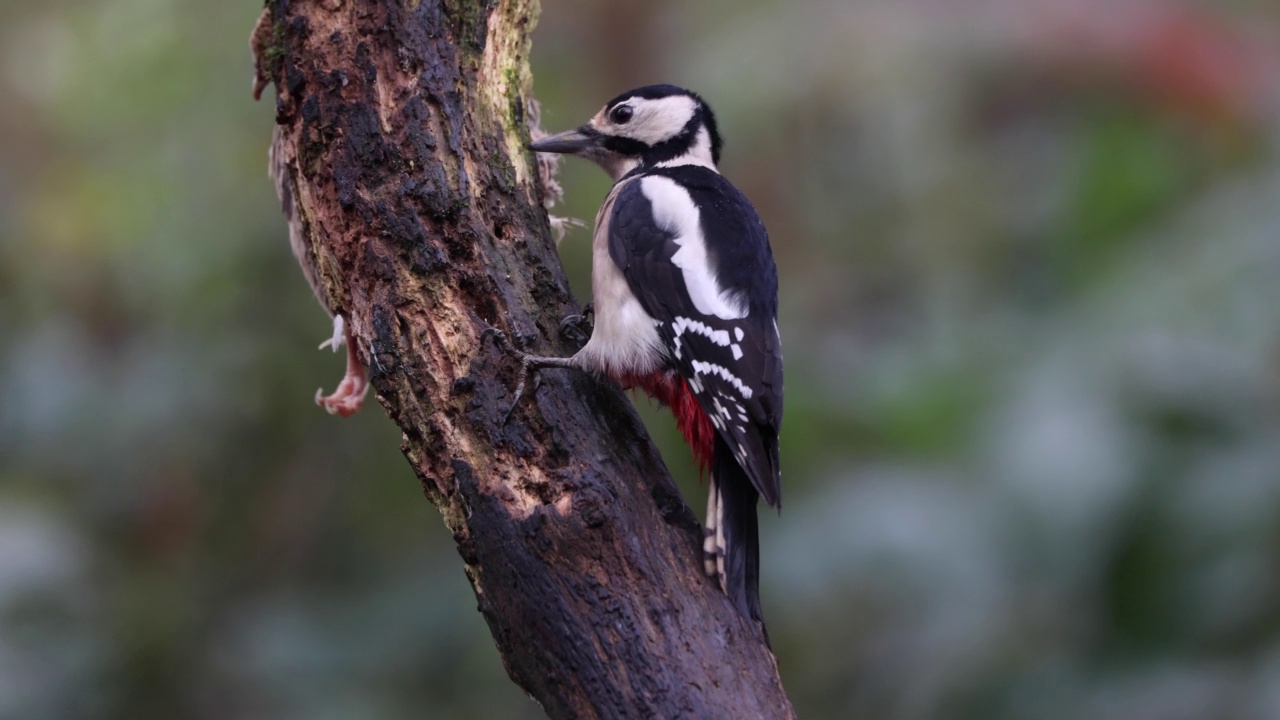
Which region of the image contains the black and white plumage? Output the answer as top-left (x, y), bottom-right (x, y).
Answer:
top-left (517, 84), bottom-right (783, 630)
top-left (608, 164), bottom-right (783, 504)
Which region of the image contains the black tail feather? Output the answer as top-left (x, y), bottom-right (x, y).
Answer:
top-left (712, 435), bottom-right (766, 638)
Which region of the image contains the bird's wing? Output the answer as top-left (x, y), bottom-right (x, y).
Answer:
top-left (608, 167), bottom-right (783, 507)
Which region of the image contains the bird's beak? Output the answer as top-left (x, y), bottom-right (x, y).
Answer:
top-left (527, 126), bottom-right (599, 154)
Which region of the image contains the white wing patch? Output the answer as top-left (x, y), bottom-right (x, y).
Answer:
top-left (640, 176), bottom-right (747, 321)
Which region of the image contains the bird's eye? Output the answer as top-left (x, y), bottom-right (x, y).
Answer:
top-left (609, 105), bottom-right (634, 124)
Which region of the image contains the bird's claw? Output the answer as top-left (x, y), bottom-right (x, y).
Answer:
top-left (482, 325), bottom-right (576, 425)
top-left (559, 303), bottom-right (594, 347)
top-left (503, 355), bottom-right (541, 425)
top-left (482, 325), bottom-right (534, 424)
top-left (481, 325), bottom-right (511, 350)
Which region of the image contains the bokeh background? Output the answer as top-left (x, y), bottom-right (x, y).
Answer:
top-left (3, 0), bottom-right (1280, 718)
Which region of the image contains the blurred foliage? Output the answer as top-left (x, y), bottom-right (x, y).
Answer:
top-left (2, 0), bottom-right (1280, 718)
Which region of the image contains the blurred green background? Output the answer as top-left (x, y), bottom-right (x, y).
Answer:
top-left (3, 0), bottom-right (1280, 718)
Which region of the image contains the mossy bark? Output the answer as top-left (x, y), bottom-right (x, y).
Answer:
top-left (252, 1), bottom-right (795, 717)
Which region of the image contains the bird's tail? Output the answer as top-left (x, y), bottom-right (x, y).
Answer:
top-left (703, 435), bottom-right (765, 634)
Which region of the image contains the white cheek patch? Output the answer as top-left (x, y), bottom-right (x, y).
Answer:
top-left (640, 176), bottom-right (747, 320)
top-left (619, 95), bottom-right (698, 145)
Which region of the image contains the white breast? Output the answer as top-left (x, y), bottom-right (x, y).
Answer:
top-left (572, 179), bottom-right (666, 377)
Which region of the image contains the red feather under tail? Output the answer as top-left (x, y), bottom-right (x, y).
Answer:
top-left (617, 371), bottom-right (714, 476)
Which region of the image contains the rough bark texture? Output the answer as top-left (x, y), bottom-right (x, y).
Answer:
top-left (252, 1), bottom-right (795, 718)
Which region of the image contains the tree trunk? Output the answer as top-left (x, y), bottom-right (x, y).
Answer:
top-left (251, 1), bottom-right (795, 717)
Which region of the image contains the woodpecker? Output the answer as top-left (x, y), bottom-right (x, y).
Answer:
top-left (514, 84), bottom-right (783, 628)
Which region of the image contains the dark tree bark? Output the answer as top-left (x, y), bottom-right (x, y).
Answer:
top-left (251, 1), bottom-right (795, 717)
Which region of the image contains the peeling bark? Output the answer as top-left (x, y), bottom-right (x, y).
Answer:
top-left (252, 1), bottom-right (795, 717)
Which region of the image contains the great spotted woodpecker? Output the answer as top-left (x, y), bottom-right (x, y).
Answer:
top-left (512, 84), bottom-right (783, 628)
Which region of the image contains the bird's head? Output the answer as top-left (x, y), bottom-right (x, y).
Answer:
top-left (529, 84), bottom-right (722, 180)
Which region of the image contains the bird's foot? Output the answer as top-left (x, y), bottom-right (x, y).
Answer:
top-left (559, 302), bottom-right (594, 348)
top-left (316, 316), bottom-right (368, 417)
top-left (482, 326), bottom-right (577, 424)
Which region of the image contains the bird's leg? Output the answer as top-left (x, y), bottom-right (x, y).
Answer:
top-left (558, 302), bottom-right (594, 348)
top-left (483, 328), bottom-right (578, 423)
top-left (315, 314), bottom-right (369, 417)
